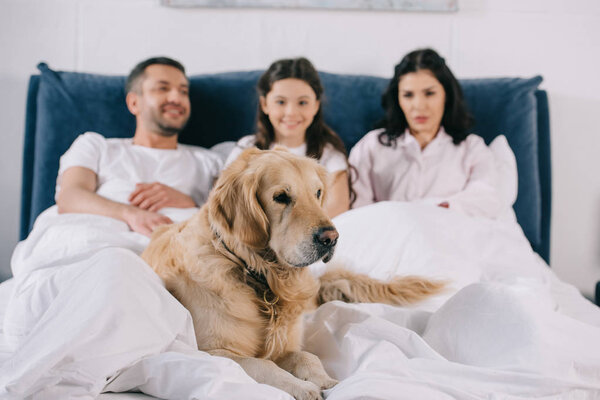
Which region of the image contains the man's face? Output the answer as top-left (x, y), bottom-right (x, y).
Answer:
top-left (133, 64), bottom-right (191, 136)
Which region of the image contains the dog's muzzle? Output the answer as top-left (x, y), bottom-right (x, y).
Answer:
top-left (314, 226), bottom-right (338, 263)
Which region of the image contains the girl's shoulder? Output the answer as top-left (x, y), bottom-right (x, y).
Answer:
top-left (224, 134), bottom-right (257, 167)
top-left (236, 134), bottom-right (258, 148)
top-left (320, 143), bottom-right (348, 173)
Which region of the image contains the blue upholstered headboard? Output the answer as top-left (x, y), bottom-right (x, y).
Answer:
top-left (20, 63), bottom-right (551, 263)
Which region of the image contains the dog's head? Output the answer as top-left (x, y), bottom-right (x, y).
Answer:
top-left (208, 147), bottom-right (338, 267)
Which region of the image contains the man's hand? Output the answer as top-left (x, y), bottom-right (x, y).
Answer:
top-left (123, 206), bottom-right (173, 237)
top-left (129, 182), bottom-right (196, 211)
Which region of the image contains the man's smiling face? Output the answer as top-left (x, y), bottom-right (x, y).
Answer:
top-left (135, 64), bottom-right (191, 137)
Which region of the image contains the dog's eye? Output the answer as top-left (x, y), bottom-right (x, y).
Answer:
top-left (273, 192), bottom-right (291, 205)
top-left (316, 189), bottom-right (322, 199)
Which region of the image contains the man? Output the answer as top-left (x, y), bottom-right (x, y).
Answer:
top-left (56, 57), bottom-right (222, 235)
top-left (0, 57), bottom-right (289, 400)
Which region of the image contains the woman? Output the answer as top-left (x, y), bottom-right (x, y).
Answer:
top-left (349, 48), bottom-right (502, 218)
top-left (226, 57), bottom-right (351, 218)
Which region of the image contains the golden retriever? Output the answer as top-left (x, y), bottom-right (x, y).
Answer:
top-left (142, 148), bottom-right (443, 400)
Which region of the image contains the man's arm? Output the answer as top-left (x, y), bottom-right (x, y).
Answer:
top-left (56, 166), bottom-right (172, 236)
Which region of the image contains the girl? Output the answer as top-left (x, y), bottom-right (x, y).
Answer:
top-left (226, 57), bottom-right (350, 218)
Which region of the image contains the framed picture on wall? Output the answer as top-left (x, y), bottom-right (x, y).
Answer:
top-left (160, 0), bottom-right (458, 12)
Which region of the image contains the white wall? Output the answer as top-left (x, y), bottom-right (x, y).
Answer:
top-left (1, 0), bottom-right (599, 298)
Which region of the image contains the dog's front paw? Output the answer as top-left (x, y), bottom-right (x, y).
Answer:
top-left (277, 351), bottom-right (338, 392)
top-left (288, 379), bottom-right (322, 400)
top-left (314, 376), bottom-right (338, 391)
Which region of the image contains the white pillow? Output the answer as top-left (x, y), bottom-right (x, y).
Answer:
top-left (489, 135), bottom-right (518, 206)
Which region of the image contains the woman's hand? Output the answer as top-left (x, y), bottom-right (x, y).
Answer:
top-left (129, 182), bottom-right (196, 211)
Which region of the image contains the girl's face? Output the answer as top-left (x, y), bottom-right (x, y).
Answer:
top-left (398, 69), bottom-right (446, 137)
top-left (260, 78), bottom-right (320, 147)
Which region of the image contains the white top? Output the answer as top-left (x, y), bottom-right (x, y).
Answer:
top-left (225, 134), bottom-right (348, 174)
top-left (56, 132), bottom-right (223, 209)
top-left (349, 128), bottom-right (502, 218)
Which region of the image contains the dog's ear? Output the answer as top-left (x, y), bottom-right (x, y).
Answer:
top-left (208, 149), bottom-right (270, 249)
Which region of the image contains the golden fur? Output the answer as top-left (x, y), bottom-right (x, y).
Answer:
top-left (142, 148), bottom-right (444, 400)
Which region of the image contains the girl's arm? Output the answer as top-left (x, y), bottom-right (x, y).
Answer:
top-left (325, 170), bottom-right (350, 218)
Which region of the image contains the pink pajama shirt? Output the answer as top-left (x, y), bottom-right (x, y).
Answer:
top-left (349, 128), bottom-right (502, 218)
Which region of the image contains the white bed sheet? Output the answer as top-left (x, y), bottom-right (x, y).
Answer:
top-left (97, 394), bottom-right (154, 400)
top-left (1, 201), bottom-right (599, 399)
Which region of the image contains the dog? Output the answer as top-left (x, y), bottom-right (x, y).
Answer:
top-left (142, 147), bottom-right (444, 400)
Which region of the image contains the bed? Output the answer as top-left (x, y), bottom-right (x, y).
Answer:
top-left (1, 64), bottom-right (599, 399)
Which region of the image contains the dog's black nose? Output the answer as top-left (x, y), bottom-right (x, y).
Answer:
top-left (314, 226), bottom-right (339, 248)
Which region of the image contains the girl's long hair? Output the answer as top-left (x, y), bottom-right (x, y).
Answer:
top-left (255, 57), bottom-right (355, 204)
top-left (255, 57), bottom-right (347, 159)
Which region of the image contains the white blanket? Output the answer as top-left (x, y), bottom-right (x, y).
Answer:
top-left (0, 207), bottom-right (290, 400)
top-left (307, 202), bottom-right (600, 399)
top-left (1, 202), bottom-right (600, 399)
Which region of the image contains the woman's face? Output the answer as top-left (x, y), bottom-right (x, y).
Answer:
top-left (260, 78), bottom-right (320, 147)
top-left (398, 69), bottom-right (446, 137)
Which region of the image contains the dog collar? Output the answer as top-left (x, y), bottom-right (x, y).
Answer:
top-left (215, 232), bottom-right (279, 309)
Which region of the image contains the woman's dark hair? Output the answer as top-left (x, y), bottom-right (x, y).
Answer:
top-left (378, 48), bottom-right (474, 146)
top-left (255, 57), bottom-right (348, 161)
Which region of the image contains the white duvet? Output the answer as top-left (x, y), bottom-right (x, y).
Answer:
top-left (1, 202), bottom-right (600, 400)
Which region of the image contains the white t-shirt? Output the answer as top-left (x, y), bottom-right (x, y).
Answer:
top-left (56, 132), bottom-right (223, 211)
top-left (225, 134), bottom-right (347, 174)
top-left (349, 128), bottom-right (502, 218)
